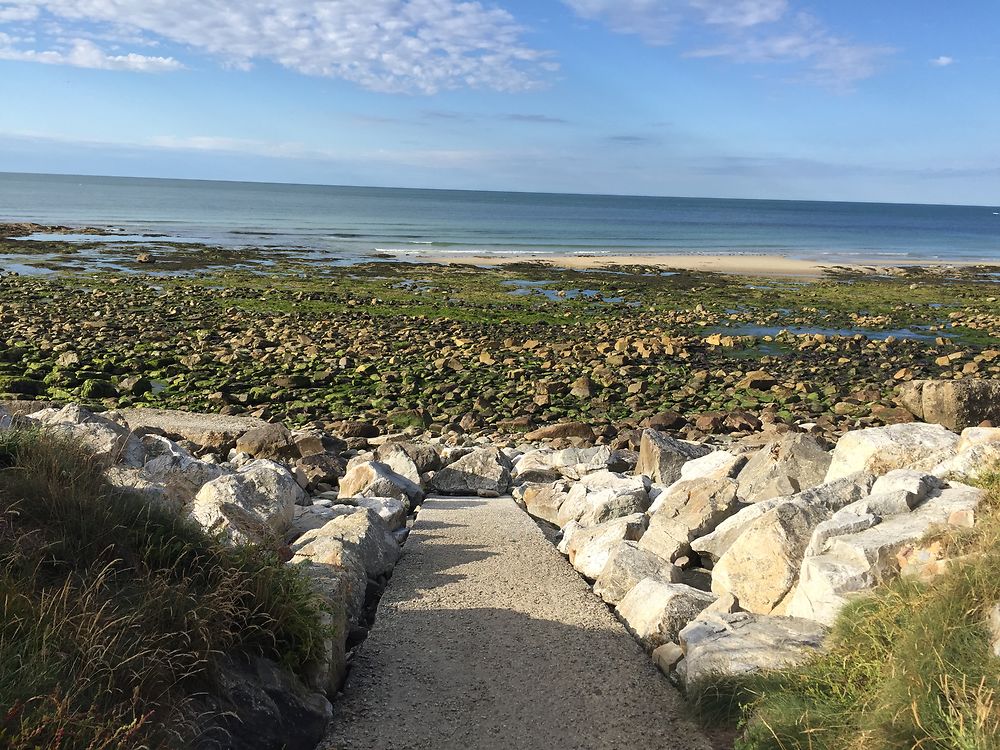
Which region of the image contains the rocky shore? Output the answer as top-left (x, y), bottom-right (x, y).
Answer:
top-left (4, 376), bottom-right (997, 748)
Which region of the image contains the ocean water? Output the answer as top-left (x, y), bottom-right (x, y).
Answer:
top-left (1, 171), bottom-right (998, 264)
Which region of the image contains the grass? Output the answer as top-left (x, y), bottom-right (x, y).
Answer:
top-left (0, 427), bottom-right (331, 749)
top-left (691, 470), bottom-right (1000, 750)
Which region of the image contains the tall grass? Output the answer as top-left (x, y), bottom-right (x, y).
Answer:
top-left (691, 471), bottom-right (1000, 750)
top-left (0, 427), bottom-right (331, 749)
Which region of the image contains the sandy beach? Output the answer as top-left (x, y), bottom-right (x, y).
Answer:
top-left (391, 251), bottom-right (943, 278)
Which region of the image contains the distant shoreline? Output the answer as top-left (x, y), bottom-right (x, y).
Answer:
top-left (387, 250), bottom-right (989, 279)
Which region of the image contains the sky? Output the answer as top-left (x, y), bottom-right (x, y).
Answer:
top-left (0, 0), bottom-right (997, 204)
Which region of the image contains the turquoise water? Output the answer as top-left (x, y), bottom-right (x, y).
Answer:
top-left (1, 171), bottom-right (998, 263)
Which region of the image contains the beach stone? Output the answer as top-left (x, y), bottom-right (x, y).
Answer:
top-left (524, 422), bottom-right (596, 442)
top-left (236, 422), bottom-right (296, 460)
top-left (788, 483), bottom-right (982, 624)
top-left (376, 441), bottom-right (442, 475)
top-left (711, 473), bottom-right (876, 614)
top-left (119, 408), bottom-right (269, 451)
top-left (677, 611), bottom-right (826, 689)
top-left (565, 513), bottom-right (648, 579)
top-left (617, 579), bottom-right (717, 650)
top-left (431, 447), bottom-right (512, 495)
top-left (641, 478), bottom-right (742, 562)
top-left (339, 460), bottom-right (423, 505)
top-left (736, 434), bottom-right (832, 503)
top-left (593, 541), bottom-right (680, 605)
top-left (294, 453), bottom-right (347, 490)
top-left (898, 379), bottom-right (1000, 431)
top-left (635, 430), bottom-right (713, 485)
top-left (190, 459), bottom-right (306, 545)
top-left (825, 423), bottom-right (960, 482)
top-left (30, 404), bottom-right (145, 466)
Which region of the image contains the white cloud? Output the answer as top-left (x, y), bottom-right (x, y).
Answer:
top-left (0, 4), bottom-right (38, 22)
top-left (564, 1), bottom-right (890, 89)
top-left (0, 0), bottom-right (553, 93)
top-left (687, 14), bottom-right (893, 90)
top-left (0, 36), bottom-right (182, 70)
top-left (930, 55), bottom-right (955, 67)
top-left (563, 0), bottom-right (787, 44)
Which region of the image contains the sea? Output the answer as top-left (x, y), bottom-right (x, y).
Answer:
top-left (1, 171), bottom-right (998, 264)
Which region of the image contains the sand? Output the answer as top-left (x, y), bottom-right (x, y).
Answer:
top-left (384, 251), bottom-right (974, 279)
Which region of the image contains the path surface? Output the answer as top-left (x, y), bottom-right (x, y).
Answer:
top-left (322, 495), bottom-right (712, 750)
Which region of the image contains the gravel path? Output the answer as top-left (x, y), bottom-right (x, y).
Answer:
top-left (322, 495), bottom-right (712, 750)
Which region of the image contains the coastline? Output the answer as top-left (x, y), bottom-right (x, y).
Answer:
top-left (385, 251), bottom-right (985, 279)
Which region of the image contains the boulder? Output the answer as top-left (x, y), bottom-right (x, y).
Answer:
top-left (293, 507), bottom-right (401, 579)
top-left (431, 447), bottom-right (512, 495)
top-left (736, 434), bottom-right (832, 503)
top-left (191, 460), bottom-right (306, 545)
top-left (376, 441), bottom-right (441, 475)
top-left (593, 541), bottom-right (680, 605)
top-left (339, 460), bottom-right (423, 505)
top-left (690, 495), bottom-right (786, 565)
top-left (513, 446), bottom-right (612, 484)
top-left (711, 473), bottom-right (876, 614)
top-left (635, 430), bottom-right (713, 485)
top-left (677, 611), bottom-right (826, 689)
top-left (617, 578), bottom-right (717, 650)
top-left (30, 404), bottom-right (145, 466)
top-left (290, 533), bottom-right (368, 622)
top-left (788, 483), bottom-right (983, 624)
top-left (376, 447), bottom-right (421, 485)
top-left (578, 487), bottom-right (651, 527)
top-left (927, 442), bottom-right (1000, 484)
top-left (898, 379), bottom-right (1000, 431)
top-left (119, 407), bottom-right (268, 451)
top-left (292, 504), bottom-right (360, 535)
top-left (294, 453), bottom-right (347, 490)
top-left (235, 422), bottom-right (296, 460)
top-left (344, 496), bottom-right (408, 530)
top-left (0, 405), bottom-right (11, 431)
top-left (679, 450), bottom-right (747, 483)
top-left (519, 481), bottom-right (570, 525)
top-left (565, 513), bottom-right (648, 579)
top-left (825, 423), bottom-right (959, 482)
top-left (641, 478), bottom-right (742, 562)
top-left (524, 422), bottom-right (596, 441)
top-left (139, 434), bottom-right (229, 508)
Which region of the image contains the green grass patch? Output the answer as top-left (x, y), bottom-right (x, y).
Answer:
top-left (0, 427), bottom-right (329, 749)
top-left (691, 471), bottom-right (1000, 750)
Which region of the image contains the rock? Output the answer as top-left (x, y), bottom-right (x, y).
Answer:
top-left (333, 420), bottom-right (380, 439)
top-left (139, 434), bottom-right (229, 508)
top-left (0, 405), bottom-right (12, 431)
top-left (375, 445), bottom-right (421, 485)
top-left (524, 422), bottom-right (595, 441)
top-left (642, 411), bottom-right (686, 431)
top-left (565, 513), bottom-right (648, 579)
top-left (236, 422), bottom-right (297, 460)
top-left (294, 452), bottom-right (347, 490)
top-left (578, 487), bottom-right (651, 527)
top-left (118, 375), bottom-right (153, 397)
top-left (677, 611), bottom-right (826, 689)
top-left (898, 379), bottom-right (1000, 431)
top-left (652, 642), bottom-right (685, 674)
top-left (290, 533), bottom-right (368, 621)
top-left (787, 483), bottom-right (983, 624)
top-left (376, 441), bottom-right (441, 474)
top-left (635, 430), bottom-right (713, 485)
top-left (641, 478), bottom-right (742, 562)
top-left (711, 474), bottom-right (876, 614)
top-left (344, 496), bottom-right (408, 530)
top-left (293, 507), bottom-right (401, 579)
top-left (825, 423), bottom-right (960, 482)
top-left (690, 496), bottom-right (786, 565)
top-left (513, 446), bottom-right (613, 484)
top-left (292, 504), bottom-right (360, 535)
top-left (521, 481), bottom-right (570, 525)
top-left (593, 541), bottom-right (680, 605)
top-left (927, 442), bottom-right (1000, 484)
top-left (195, 654), bottom-right (332, 750)
top-left (617, 578), bottom-right (717, 650)
top-left (339, 460), bottom-right (423, 505)
top-left (120, 407), bottom-right (269, 451)
top-left (679, 450), bottom-right (747, 483)
top-left (989, 604), bottom-right (1000, 658)
top-left (190, 460), bottom-right (306, 545)
top-left (431, 447), bottom-right (512, 495)
top-left (958, 427), bottom-right (1000, 452)
top-left (736, 434), bottom-right (832, 504)
top-left (30, 404), bottom-right (145, 466)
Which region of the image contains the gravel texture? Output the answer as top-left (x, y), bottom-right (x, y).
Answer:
top-left (322, 495), bottom-right (712, 750)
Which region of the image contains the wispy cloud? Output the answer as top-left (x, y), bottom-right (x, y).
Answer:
top-left (503, 113), bottom-right (570, 124)
top-left (930, 55), bottom-right (955, 67)
top-left (0, 0), bottom-right (555, 93)
top-left (563, 1), bottom-right (891, 90)
top-left (607, 134), bottom-right (657, 145)
top-left (0, 34), bottom-right (182, 71)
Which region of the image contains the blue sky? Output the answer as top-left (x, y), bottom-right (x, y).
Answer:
top-left (0, 0), bottom-right (996, 203)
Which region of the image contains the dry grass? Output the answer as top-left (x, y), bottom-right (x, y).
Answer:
top-left (0, 427), bottom-right (331, 749)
